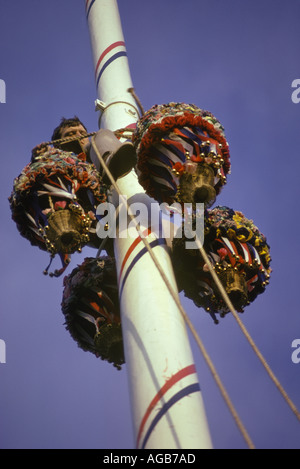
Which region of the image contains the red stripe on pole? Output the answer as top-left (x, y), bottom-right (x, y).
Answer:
top-left (136, 365), bottom-right (197, 448)
top-left (95, 41), bottom-right (126, 78)
top-left (118, 228), bottom-right (152, 283)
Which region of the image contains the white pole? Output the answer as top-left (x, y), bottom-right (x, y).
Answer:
top-left (86, 0), bottom-right (213, 449)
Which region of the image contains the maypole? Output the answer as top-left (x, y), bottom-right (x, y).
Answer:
top-left (85, 0), bottom-right (213, 449)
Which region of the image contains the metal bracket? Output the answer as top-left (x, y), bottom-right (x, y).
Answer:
top-left (95, 99), bottom-right (107, 112)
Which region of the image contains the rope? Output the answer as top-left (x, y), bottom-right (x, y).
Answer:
top-left (96, 235), bottom-right (109, 258)
top-left (40, 127), bottom-right (135, 149)
top-left (42, 131), bottom-right (97, 148)
top-left (128, 87), bottom-right (145, 116)
top-left (90, 135), bottom-right (256, 450)
top-left (192, 236), bottom-right (300, 423)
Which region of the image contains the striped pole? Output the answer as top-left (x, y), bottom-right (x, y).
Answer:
top-left (86, 0), bottom-right (213, 449)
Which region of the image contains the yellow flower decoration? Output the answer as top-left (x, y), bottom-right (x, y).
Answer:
top-left (236, 234), bottom-right (247, 242)
top-left (227, 228), bottom-right (236, 240)
top-left (232, 213), bottom-right (244, 228)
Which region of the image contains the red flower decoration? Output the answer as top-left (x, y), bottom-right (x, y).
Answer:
top-left (54, 201), bottom-right (67, 210)
top-left (65, 156), bottom-right (76, 165)
top-left (172, 162), bottom-right (185, 174)
top-left (217, 247), bottom-right (228, 260)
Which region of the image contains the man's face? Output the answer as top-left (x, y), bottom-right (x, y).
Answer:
top-left (60, 124), bottom-right (89, 153)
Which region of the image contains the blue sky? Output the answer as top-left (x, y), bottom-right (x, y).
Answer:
top-left (0, 0), bottom-right (300, 449)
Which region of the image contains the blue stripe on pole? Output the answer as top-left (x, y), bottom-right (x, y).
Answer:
top-left (86, 0), bottom-right (96, 19)
top-left (140, 383), bottom-right (201, 449)
top-left (96, 51), bottom-right (128, 88)
top-left (119, 238), bottom-right (166, 300)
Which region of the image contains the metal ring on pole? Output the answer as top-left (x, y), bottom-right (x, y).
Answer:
top-left (97, 100), bottom-right (141, 129)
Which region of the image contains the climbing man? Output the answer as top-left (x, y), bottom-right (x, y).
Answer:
top-left (32, 115), bottom-right (137, 184)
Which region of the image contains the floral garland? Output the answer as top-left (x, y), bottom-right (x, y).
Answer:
top-left (9, 148), bottom-right (107, 253)
top-left (172, 206), bottom-right (271, 322)
top-left (204, 206), bottom-right (271, 268)
top-left (133, 103), bottom-right (230, 202)
top-left (62, 256), bottom-right (124, 369)
top-left (10, 149), bottom-right (103, 202)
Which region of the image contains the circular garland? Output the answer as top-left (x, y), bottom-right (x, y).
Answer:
top-left (9, 148), bottom-right (107, 275)
top-left (133, 103), bottom-right (230, 205)
top-left (172, 206), bottom-right (271, 323)
top-left (62, 256), bottom-right (124, 370)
